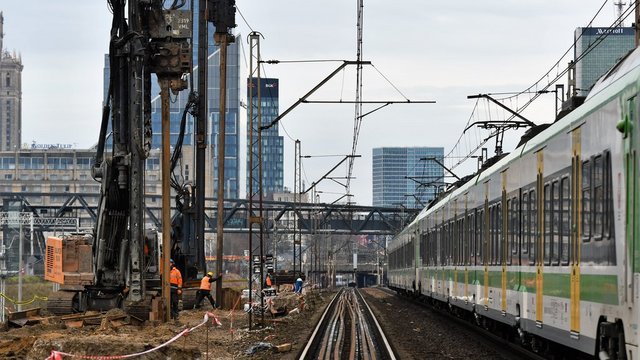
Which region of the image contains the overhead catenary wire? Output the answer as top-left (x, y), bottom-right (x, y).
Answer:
top-left (494, 0), bottom-right (612, 102)
top-left (235, 5), bottom-right (255, 33)
top-left (445, 0), bottom-right (633, 171)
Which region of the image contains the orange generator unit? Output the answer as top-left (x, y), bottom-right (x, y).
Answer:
top-left (45, 235), bottom-right (94, 286)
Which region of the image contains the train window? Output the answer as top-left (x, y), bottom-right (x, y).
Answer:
top-left (489, 206), bottom-right (496, 265)
top-left (453, 220), bottom-right (458, 266)
top-left (494, 205), bottom-right (500, 265)
top-left (423, 232), bottom-right (428, 266)
top-left (426, 230), bottom-right (431, 267)
top-left (513, 196), bottom-right (520, 256)
top-left (444, 223), bottom-right (448, 266)
top-left (561, 176), bottom-right (570, 265)
top-left (509, 197), bottom-right (518, 265)
top-left (442, 223), bottom-right (446, 266)
top-left (522, 192), bottom-right (529, 255)
top-left (469, 212), bottom-right (476, 266)
top-left (431, 228), bottom-right (437, 266)
top-left (544, 183), bottom-right (551, 265)
top-left (461, 219), bottom-right (466, 266)
top-left (452, 220), bottom-right (457, 266)
top-left (449, 221), bottom-right (457, 265)
top-left (463, 216), bottom-right (468, 266)
top-left (458, 219), bottom-right (463, 266)
top-left (507, 199), bottom-right (512, 265)
top-left (492, 204), bottom-right (498, 266)
top-left (445, 222), bottom-right (450, 266)
top-left (509, 198), bottom-right (514, 258)
top-left (458, 219), bottom-right (464, 266)
top-left (426, 231), bottom-right (430, 266)
top-left (479, 209), bottom-right (485, 264)
top-left (479, 208), bottom-right (489, 265)
top-left (530, 189), bottom-right (537, 265)
top-left (440, 224), bottom-right (444, 266)
top-left (594, 155), bottom-right (604, 240)
top-left (552, 180), bottom-right (560, 265)
top-left (582, 160), bottom-right (592, 242)
top-left (420, 232), bottom-right (426, 266)
top-left (603, 151), bottom-right (612, 239)
top-left (497, 202), bottom-right (503, 265)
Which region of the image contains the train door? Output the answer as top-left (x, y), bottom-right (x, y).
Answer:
top-left (631, 97), bottom-right (639, 306)
top-left (570, 127), bottom-right (582, 337)
top-left (621, 95), bottom-right (638, 306)
top-left (501, 171), bottom-right (508, 314)
top-left (414, 229), bottom-right (420, 295)
top-left (536, 150), bottom-right (544, 327)
top-left (484, 181), bottom-right (490, 308)
top-left (464, 193), bottom-right (469, 302)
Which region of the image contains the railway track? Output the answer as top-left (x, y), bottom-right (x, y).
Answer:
top-left (300, 288), bottom-right (396, 360)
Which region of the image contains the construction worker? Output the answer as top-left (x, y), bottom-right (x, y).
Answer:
top-left (194, 271), bottom-right (221, 309)
top-left (294, 275), bottom-right (303, 294)
top-left (169, 259), bottom-right (183, 319)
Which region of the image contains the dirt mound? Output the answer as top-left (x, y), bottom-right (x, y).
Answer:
top-left (1, 289), bottom-right (336, 359)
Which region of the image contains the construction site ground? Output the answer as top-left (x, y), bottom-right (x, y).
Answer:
top-left (0, 288), bottom-right (335, 360)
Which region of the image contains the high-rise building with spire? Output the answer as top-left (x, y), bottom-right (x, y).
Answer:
top-left (0, 12), bottom-right (23, 151)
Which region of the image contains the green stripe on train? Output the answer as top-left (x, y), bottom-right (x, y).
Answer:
top-left (422, 269), bottom-right (619, 305)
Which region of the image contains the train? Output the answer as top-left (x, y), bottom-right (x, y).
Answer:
top-left (388, 47), bottom-right (640, 359)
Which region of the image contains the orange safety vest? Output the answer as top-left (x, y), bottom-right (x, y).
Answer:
top-left (170, 267), bottom-right (182, 288)
top-left (200, 276), bottom-right (212, 291)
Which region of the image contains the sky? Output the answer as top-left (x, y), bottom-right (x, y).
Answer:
top-left (0, 0), bottom-right (628, 206)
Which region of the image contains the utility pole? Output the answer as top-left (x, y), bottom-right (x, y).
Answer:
top-left (293, 140), bottom-right (301, 277)
top-left (18, 221), bottom-right (23, 311)
top-left (247, 31), bottom-right (265, 329)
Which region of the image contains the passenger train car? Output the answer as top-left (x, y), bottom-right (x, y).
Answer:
top-left (388, 47), bottom-right (640, 359)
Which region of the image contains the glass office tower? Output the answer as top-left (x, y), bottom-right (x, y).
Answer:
top-left (574, 27), bottom-right (635, 97)
top-left (246, 78), bottom-right (284, 198)
top-left (372, 147), bottom-right (444, 209)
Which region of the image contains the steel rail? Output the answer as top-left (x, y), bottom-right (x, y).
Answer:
top-left (354, 288), bottom-right (395, 360)
top-left (301, 288), bottom-right (396, 360)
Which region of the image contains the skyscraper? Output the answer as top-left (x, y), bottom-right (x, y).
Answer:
top-left (246, 78), bottom-right (284, 198)
top-left (372, 147), bottom-right (444, 209)
top-left (0, 12), bottom-right (22, 151)
top-left (574, 27), bottom-right (635, 97)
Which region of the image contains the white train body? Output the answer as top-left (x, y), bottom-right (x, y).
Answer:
top-left (389, 48), bottom-right (640, 359)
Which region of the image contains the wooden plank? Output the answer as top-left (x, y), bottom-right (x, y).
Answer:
top-left (8, 308), bottom-right (41, 321)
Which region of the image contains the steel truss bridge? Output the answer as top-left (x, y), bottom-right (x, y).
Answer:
top-left (1, 192), bottom-right (419, 236)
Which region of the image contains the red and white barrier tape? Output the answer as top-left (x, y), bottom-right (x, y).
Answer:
top-left (46, 312), bottom-right (221, 360)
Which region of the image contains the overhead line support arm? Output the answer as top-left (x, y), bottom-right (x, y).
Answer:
top-left (302, 155), bottom-right (361, 194)
top-left (259, 61), bottom-right (371, 131)
top-left (467, 93), bottom-right (535, 127)
top-left (421, 157), bottom-right (461, 181)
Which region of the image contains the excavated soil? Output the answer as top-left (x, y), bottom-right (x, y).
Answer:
top-left (0, 290), bottom-right (335, 360)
